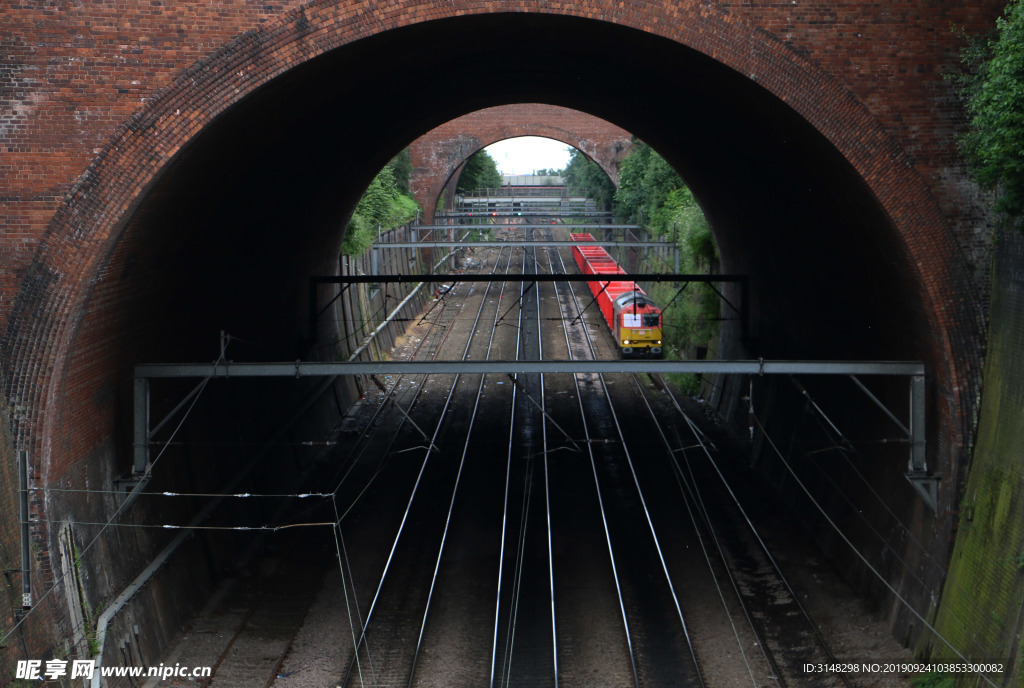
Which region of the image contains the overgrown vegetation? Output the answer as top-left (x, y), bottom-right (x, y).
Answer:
top-left (561, 149), bottom-right (616, 208)
top-left (457, 149), bottom-right (503, 192)
top-left (911, 672), bottom-right (955, 688)
top-left (563, 140), bottom-right (719, 394)
top-left (957, 0), bottom-right (1024, 230)
top-left (341, 149), bottom-right (421, 256)
top-left (618, 141), bottom-right (718, 391)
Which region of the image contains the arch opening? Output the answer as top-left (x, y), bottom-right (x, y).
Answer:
top-left (9, 9), bottom-right (965, 667)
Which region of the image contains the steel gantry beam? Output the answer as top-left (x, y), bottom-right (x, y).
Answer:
top-left (371, 241), bottom-right (677, 249)
top-left (411, 224), bottom-right (643, 231)
top-left (132, 359), bottom-right (933, 509)
top-left (309, 273), bottom-right (747, 284)
top-left (437, 211), bottom-right (614, 218)
top-left (136, 359), bottom-right (925, 378)
top-left (308, 272), bottom-right (750, 346)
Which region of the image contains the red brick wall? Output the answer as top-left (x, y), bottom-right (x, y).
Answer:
top-left (0, 1), bottom-right (1002, 330)
top-left (407, 104), bottom-right (632, 218)
top-left (0, 0), bottom-right (1007, 666)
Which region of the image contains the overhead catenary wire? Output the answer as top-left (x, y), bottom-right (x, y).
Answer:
top-left (331, 510), bottom-right (374, 688)
top-left (667, 396), bottom-right (847, 676)
top-left (548, 244), bottom-right (640, 688)
top-left (0, 344), bottom-right (225, 650)
top-left (533, 238), bottom-right (560, 688)
top-left (491, 248), bottom-right (531, 688)
top-left (551, 242), bottom-right (709, 687)
top-left (28, 487), bottom-right (334, 498)
top-left (630, 374), bottom-right (762, 687)
top-left (26, 519), bottom-right (337, 531)
top-left (789, 380), bottom-right (999, 661)
top-left (339, 243), bottom-right (506, 687)
top-left (747, 410), bottom-right (1000, 688)
top-left (407, 245), bottom-right (514, 687)
top-left (14, 235), bottom-right (486, 672)
top-left (87, 341), bottom-right (355, 684)
top-left (34, 220), bottom-right (937, 683)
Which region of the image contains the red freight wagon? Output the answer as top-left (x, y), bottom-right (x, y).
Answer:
top-left (570, 233), bottom-right (664, 358)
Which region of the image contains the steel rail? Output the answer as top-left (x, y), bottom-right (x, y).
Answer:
top-left (339, 248), bottom-right (511, 687)
top-left (545, 244), bottom-right (641, 688)
top-left (551, 245), bottom-right (708, 687)
top-left (629, 375), bottom-right (769, 687)
top-left (336, 262), bottom-right (482, 686)
top-left (406, 246), bottom-right (517, 687)
top-left (491, 251), bottom-right (530, 688)
top-left (493, 254), bottom-right (536, 683)
top-left (534, 235), bottom-right (560, 688)
top-left (330, 283), bottom-right (468, 523)
top-left (328, 280), bottom-right (471, 505)
top-left (660, 385), bottom-right (856, 688)
top-left (605, 242), bottom-right (766, 684)
top-left (305, 272), bottom-right (750, 344)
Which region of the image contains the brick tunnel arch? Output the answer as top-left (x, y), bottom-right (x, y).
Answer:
top-left (2, 0), bottom-right (987, 664)
top-left (407, 104), bottom-right (632, 218)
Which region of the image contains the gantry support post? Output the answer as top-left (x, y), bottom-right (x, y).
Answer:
top-left (133, 376), bottom-right (149, 475)
top-left (905, 372), bottom-right (937, 512)
top-left (18, 449), bottom-right (31, 609)
top-left (115, 376), bottom-right (152, 507)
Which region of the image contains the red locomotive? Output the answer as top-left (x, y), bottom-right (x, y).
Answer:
top-left (570, 233), bottom-right (664, 358)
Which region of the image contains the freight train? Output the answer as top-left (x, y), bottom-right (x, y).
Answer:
top-left (570, 233), bottom-right (664, 358)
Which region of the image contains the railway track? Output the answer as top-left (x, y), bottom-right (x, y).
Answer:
top-left (542, 234), bottom-right (704, 687)
top-left (337, 244), bottom-right (523, 687)
top-left (328, 224), bottom-right (857, 687)
top-left (175, 220), bottom-right (879, 688)
top-left (547, 225), bottom-right (854, 687)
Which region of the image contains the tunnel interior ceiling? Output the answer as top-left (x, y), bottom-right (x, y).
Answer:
top-left (97, 12), bottom-right (929, 369)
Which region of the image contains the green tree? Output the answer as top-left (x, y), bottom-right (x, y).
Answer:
top-left (612, 139), bottom-right (718, 375)
top-left (457, 150), bottom-right (503, 192)
top-left (342, 155), bottom-right (420, 256)
top-left (614, 140), bottom-right (686, 236)
top-left (389, 148), bottom-right (414, 196)
top-left (561, 149), bottom-right (616, 209)
top-left (960, 0), bottom-right (1024, 227)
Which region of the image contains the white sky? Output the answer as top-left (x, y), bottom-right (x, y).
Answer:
top-left (484, 136), bottom-right (574, 176)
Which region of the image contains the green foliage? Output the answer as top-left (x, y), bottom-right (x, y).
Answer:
top-left (561, 149), bottom-right (616, 209)
top-left (959, 0), bottom-right (1024, 227)
top-left (612, 140), bottom-right (719, 370)
top-left (342, 153), bottom-right (421, 256)
top-left (911, 672), bottom-right (955, 688)
top-left (648, 279), bottom-right (718, 359)
top-left (457, 150), bottom-right (503, 192)
top-left (389, 148), bottom-right (413, 196)
top-left (614, 140), bottom-right (715, 267)
top-left (614, 141), bottom-right (685, 232)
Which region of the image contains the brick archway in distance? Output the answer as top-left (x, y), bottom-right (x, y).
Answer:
top-left (0, 0), bottom-right (1007, 669)
top-left (407, 104), bottom-right (632, 219)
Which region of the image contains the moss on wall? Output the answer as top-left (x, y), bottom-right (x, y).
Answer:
top-left (928, 230), bottom-right (1024, 687)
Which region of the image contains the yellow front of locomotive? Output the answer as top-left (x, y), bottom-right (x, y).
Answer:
top-left (619, 308), bottom-right (664, 358)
